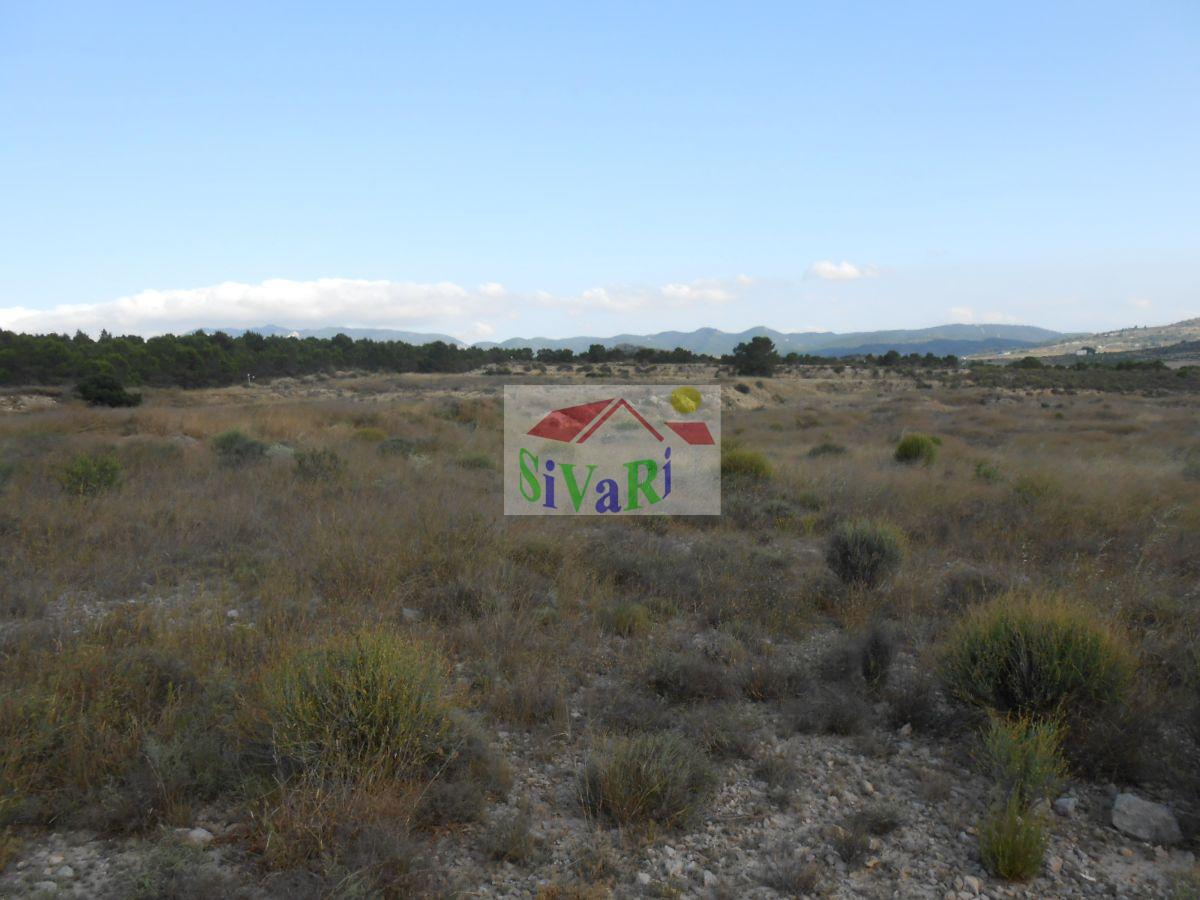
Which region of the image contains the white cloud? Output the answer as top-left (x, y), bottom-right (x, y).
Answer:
top-left (806, 260), bottom-right (879, 281)
top-left (0, 275), bottom-right (742, 338)
top-left (1130, 297), bottom-right (1152, 309)
top-left (949, 305), bottom-right (975, 322)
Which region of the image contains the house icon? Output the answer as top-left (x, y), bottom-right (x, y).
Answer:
top-left (528, 398), bottom-right (714, 445)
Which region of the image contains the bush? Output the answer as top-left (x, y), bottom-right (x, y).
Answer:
top-left (939, 595), bottom-right (1133, 721)
top-left (860, 625), bottom-right (896, 692)
top-left (645, 649), bottom-right (739, 703)
top-left (457, 452), bottom-right (495, 471)
top-left (378, 436), bottom-right (434, 457)
top-left (76, 373), bottom-right (142, 408)
top-left (0, 640), bottom-right (232, 828)
top-left (263, 632), bottom-right (454, 781)
top-left (212, 429), bottom-right (267, 467)
top-left (894, 433), bottom-right (939, 465)
top-left (598, 602), bottom-right (650, 637)
top-left (58, 451), bottom-right (121, 496)
top-left (353, 427), bottom-right (388, 442)
top-left (975, 460), bottom-right (1003, 483)
top-left (808, 442), bottom-right (846, 458)
top-left (826, 520), bottom-right (904, 588)
top-left (721, 446), bottom-right (772, 480)
top-left (294, 447), bottom-right (346, 482)
top-left (580, 732), bottom-right (714, 827)
top-left (981, 714), bottom-right (1066, 806)
top-left (978, 797), bottom-right (1047, 881)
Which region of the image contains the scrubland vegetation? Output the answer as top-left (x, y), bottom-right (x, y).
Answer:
top-left (1, 364), bottom-right (1199, 897)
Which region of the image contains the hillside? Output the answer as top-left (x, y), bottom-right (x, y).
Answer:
top-left (977, 317), bottom-right (1200, 359)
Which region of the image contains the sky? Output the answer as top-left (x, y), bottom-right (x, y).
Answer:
top-left (1, 1), bottom-right (1197, 342)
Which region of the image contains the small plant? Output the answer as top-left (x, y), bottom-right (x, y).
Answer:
top-left (598, 601), bottom-right (650, 637)
top-left (645, 649), bottom-right (739, 703)
top-left (457, 452), bottom-right (495, 471)
top-left (831, 820), bottom-right (870, 866)
top-left (481, 800), bottom-right (542, 865)
top-left (847, 801), bottom-right (904, 837)
top-left (580, 732), bottom-right (714, 828)
top-left (212, 429), bottom-right (267, 467)
top-left (734, 382), bottom-right (751, 394)
top-left (980, 714), bottom-right (1066, 807)
top-left (1184, 452), bottom-right (1200, 481)
top-left (759, 848), bottom-right (822, 894)
top-left (58, 451), bottom-right (121, 496)
top-left (294, 447), bottom-right (346, 482)
top-left (978, 797), bottom-right (1047, 881)
top-left (826, 520), bottom-right (904, 588)
top-left (76, 373), bottom-right (142, 407)
top-left (894, 432), bottom-right (940, 465)
top-left (0, 460), bottom-right (13, 490)
top-left (939, 594), bottom-right (1133, 721)
top-left (859, 624), bottom-right (895, 692)
top-left (721, 446), bottom-right (772, 480)
top-left (353, 426), bottom-right (388, 442)
top-left (975, 460), bottom-right (1003, 483)
top-left (378, 436), bottom-right (433, 457)
top-left (808, 442), bottom-right (846, 458)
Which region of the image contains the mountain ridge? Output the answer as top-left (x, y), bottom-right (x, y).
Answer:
top-left (218, 323), bottom-right (1065, 357)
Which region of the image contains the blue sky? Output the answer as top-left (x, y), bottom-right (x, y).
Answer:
top-left (1, 1), bottom-right (1197, 340)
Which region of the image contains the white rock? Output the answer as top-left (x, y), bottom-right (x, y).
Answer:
top-left (636, 872), bottom-right (652, 886)
top-left (33, 883), bottom-right (59, 894)
top-left (183, 826), bottom-right (215, 848)
top-left (1111, 793), bottom-right (1182, 845)
top-left (54, 865), bottom-right (75, 879)
top-left (964, 874), bottom-right (982, 893)
top-left (702, 870), bottom-right (718, 887)
top-left (46, 854), bottom-right (64, 866)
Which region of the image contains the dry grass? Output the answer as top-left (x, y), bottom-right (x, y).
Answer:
top-left (2, 367), bottom-right (1199, 888)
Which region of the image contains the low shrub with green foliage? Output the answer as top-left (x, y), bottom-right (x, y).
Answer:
top-left (0, 460), bottom-right (15, 490)
top-left (58, 451), bottom-right (121, 496)
top-left (975, 460), bottom-right (1003, 483)
top-left (212, 429), bottom-right (267, 467)
top-left (263, 632), bottom-right (455, 781)
top-left (978, 797), bottom-right (1047, 881)
top-left (940, 594), bottom-right (1133, 721)
top-left (457, 452), bottom-right (496, 471)
top-left (980, 714), bottom-right (1066, 807)
top-left (378, 436), bottom-right (435, 457)
top-left (894, 433), bottom-right (940, 465)
top-left (580, 732), bottom-right (714, 827)
top-left (598, 601), bottom-right (650, 637)
top-left (721, 446), bottom-right (772, 480)
top-left (76, 373), bottom-right (142, 408)
top-left (807, 442), bottom-right (846, 458)
top-left (825, 520), bottom-right (904, 588)
top-left (353, 426), bottom-right (388, 443)
top-left (294, 447), bottom-right (346, 482)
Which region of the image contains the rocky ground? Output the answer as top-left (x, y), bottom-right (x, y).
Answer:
top-left (3, 713), bottom-right (1195, 899)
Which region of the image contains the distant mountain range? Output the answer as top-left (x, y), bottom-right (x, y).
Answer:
top-left (221, 323), bottom-right (1066, 357)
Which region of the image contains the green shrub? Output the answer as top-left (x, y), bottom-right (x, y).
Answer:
top-left (353, 427), bottom-right (388, 443)
top-left (263, 632), bottom-right (454, 781)
top-left (978, 797), bottom-right (1047, 881)
top-left (1184, 453), bottom-right (1200, 481)
top-left (457, 452), bottom-right (496, 471)
top-left (721, 447), bottom-right (772, 480)
top-left (981, 714), bottom-right (1066, 806)
top-left (76, 373), bottom-right (142, 408)
top-left (0, 460), bottom-right (16, 490)
top-left (598, 602), bottom-right (650, 637)
top-left (825, 520), bottom-right (904, 587)
top-left (807, 442), bottom-right (846, 458)
top-left (58, 451), bottom-right (121, 496)
top-left (212, 429), bottom-right (267, 467)
top-left (580, 732), bottom-right (714, 827)
top-left (940, 595), bottom-right (1133, 721)
top-left (894, 433), bottom-right (940, 465)
top-left (859, 625), bottom-right (895, 692)
top-left (378, 436), bottom-right (433, 457)
top-left (294, 447), bottom-right (346, 482)
top-left (975, 461), bottom-right (1003, 483)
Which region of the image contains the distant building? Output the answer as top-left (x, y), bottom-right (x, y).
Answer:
top-left (1076, 346), bottom-right (1097, 356)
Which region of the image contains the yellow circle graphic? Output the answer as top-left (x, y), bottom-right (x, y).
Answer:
top-left (670, 386), bottom-right (702, 414)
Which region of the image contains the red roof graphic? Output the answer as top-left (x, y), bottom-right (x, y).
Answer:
top-left (527, 398), bottom-right (713, 445)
